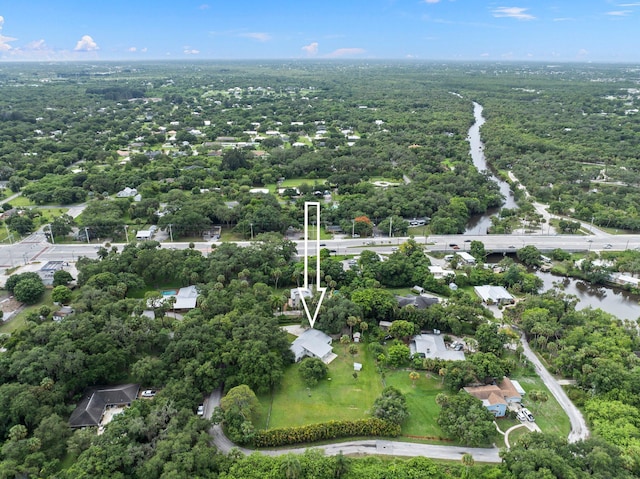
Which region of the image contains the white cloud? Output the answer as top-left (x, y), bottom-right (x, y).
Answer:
top-left (423, 0), bottom-right (441, 3)
top-left (128, 46), bottom-right (137, 52)
top-left (326, 47), bottom-right (365, 58)
top-left (492, 7), bottom-right (536, 20)
top-left (0, 16), bottom-right (17, 52)
top-left (184, 48), bottom-right (200, 55)
top-left (480, 52), bottom-right (490, 57)
top-left (617, 3), bottom-right (640, 6)
top-left (198, 4), bottom-right (210, 9)
top-left (239, 32), bottom-right (271, 42)
top-left (302, 42), bottom-right (319, 56)
top-left (25, 39), bottom-right (47, 50)
top-left (141, 47), bottom-right (148, 53)
top-left (606, 10), bottom-right (631, 16)
top-left (576, 49), bottom-right (589, 60)
top-left (74, 35), bottom-right (99, 51)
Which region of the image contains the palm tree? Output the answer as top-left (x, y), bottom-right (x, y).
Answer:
top-left (435, 393), bottom-right (448, 406)
top-left (347, 315), bottom-right (360, 338)
top-left (280, 454), bottom-right (302, 479)
top-left (439, 367), bottom-right (447, 384)
top-left (461, 453), bottom-right (475, 478)
top-left (334, 451), bottom-right (350, 478)
top-left (271, 267), bottom-right (283, 289)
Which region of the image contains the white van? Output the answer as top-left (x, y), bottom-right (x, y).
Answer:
top-left (521, 407), bottom-right (535, 422)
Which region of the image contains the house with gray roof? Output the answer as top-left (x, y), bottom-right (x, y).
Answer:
top-left (69, 384), bottom-right (140, 428)
top-left (411, 334), bottom-right (465, 361)
top-left (396, 294), bottom-right (439, 309)
top-left (474, 285), bottom-right (515, 305)
top-left (291, 328), bottom-right (335, 364)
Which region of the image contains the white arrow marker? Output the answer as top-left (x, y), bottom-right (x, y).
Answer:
top-left (298, 201), bottom-right (326, 329)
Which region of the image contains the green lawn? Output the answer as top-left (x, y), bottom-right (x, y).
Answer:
top-left (265, 177), bottom-right (329, 194)
top-left (384, 370), bottom-right (446, 439)
top-left (0, 290), bottom-right (54, 334)
top-left (515, 375), bottom-right (571, 437)
top-left (36, 208), bottom-right (69, 222)
top-left (7, 196), bottom-right (34, 207)
top-left (257, 343), bottom-right (383, 429)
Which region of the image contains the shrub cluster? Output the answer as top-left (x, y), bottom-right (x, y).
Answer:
top-left (253, 418), bottom-right (400, 448)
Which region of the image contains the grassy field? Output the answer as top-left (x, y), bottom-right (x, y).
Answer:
top-left (7, 196), bottom-right (35, 207)
top-left (265, 178), bottom-right (329, 194)
top-left (257, 343), bottom-right (383, 429)
top-left (0, 290), bottom-right (54, 334)
top-left (384, 370), bottom-right (446, 439)
top-left (515, 375), bottom-right (571, 437)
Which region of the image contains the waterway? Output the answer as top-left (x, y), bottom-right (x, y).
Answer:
top-left (464, 102), bottom-right (517, 235)
top-left (536, 271), bottom-right (640, 321)
top-left (486, 253), bottom-right (640, 321)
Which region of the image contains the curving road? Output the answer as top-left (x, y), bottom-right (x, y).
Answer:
top-left (519, 335), bottom-right (589, 443)
top-left (206, 389), bottom-right (501, 462)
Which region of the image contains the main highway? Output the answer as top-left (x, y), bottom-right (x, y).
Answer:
top-left (1, 233), bottom-right (638, 268)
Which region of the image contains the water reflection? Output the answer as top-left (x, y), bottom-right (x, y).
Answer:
top-left (464, 102), bottom-right (517, 235)
top-left (537, 271), bottom-right (640, 321)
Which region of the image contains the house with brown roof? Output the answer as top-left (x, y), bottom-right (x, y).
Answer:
top-left (464, 377), bottom-right (522, 417)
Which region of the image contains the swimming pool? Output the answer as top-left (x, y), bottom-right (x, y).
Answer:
top-left (162, 290), bottom-right (177, 296)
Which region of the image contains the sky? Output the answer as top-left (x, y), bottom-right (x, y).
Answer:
top-left (0, 1), bottom-right (639, 63)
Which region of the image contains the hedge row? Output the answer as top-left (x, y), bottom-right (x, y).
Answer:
top-left (253, 418), bottom-right (401, 448)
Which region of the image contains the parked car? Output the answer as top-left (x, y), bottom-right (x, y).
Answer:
top-left (141, 390), bottom-right (156, 398)
top-left (516, 410), bottom-right (527, 421)
top-left (521, 407), bottom-right (535, 422)
top-left (604, 244), bottom-right (612, 249)
top-left (197, 405), bottom-right (204, 416)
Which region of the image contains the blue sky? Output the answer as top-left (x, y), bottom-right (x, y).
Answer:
top-left (1, 1), bottom-right (639, 62)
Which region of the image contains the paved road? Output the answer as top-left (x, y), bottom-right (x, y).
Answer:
top-left (206, 389), bottom-right (502, 462)
top-left (520, 335), bottom-right (589, 443)
top-left (2, 232), bottom-right (637, 269)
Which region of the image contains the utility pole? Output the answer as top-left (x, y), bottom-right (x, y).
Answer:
top-left (250, 222), bottom-right (254, 240)
top-left (168, 224), bottom-right (173, 242)
top-left (85, 227), bottom-right (90, 244)
top-left (48, 224), bottom-right (55, 244)
top-left (352, 219), bottom-right (355, 238)
top-left (389, 216), bottom-right (393, 238)
top-left (5, 223), bottom-right (12, 244)
top-left (124, 224), bottom-right (129, 243)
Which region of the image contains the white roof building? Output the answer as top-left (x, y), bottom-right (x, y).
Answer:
top-left (116, 187), bottom-right (138, 198)
top-left (147, 286), bottom-right (198, 312)
top-left (289, 288), bottom-right (312, 308)
top-left (291, 329), bottom-right (335, 363)
top-left (411, 334), bottom-right (465, 361)
top-left (615, 275), bottom-right (640, 287)
top-left (474, 285), bottom-right (515, 304)
top-left (455, 252), bottom-right (476, 264)
top-left (428, 265), bottom-right (453, 279)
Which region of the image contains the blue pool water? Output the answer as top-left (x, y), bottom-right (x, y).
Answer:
top-left (162, 290), bottom-right (177, 296)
